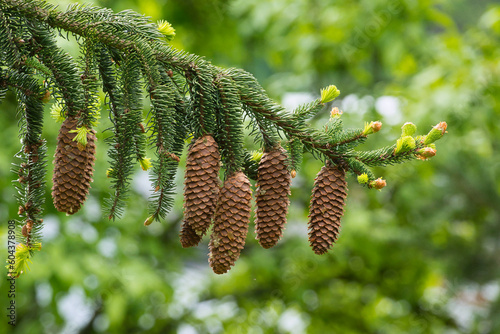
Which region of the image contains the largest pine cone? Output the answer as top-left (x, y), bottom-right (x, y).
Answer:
top-left (52, 115), bottom-right (96, 215)
top-left (308, 163), bottom-right (347, 255)
top-left (180, 134), bottom-right (221, 247)
top-left (254, 147), bottom-right (291, 248)
top-left (209, 171), bottom-right (252, 274)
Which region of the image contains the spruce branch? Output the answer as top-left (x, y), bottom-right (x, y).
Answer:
top-left (0, 8), bottom-right (23, 67)
top-left (79, 40), bottom-right (101, 128)
top-left (355, 141), bottom-right (423, 167)
top-left (285, 138), bottom-right (304, 173)
top-left (214, 70), bottom-right (245, 173)
top-left (1, 0), bottom-right (449, 277)
top-left (292, 99), bottom-right (323, 123)
top-left (241, 151), bottom-right (260, 180)
top-left (185, 62), bottom-right (218, 137)
top-left (231, 69), bottom-right (333, 155)
top-left (2, 68), bottom-right (46, 277)
top-left (27, 20), bottom-right (85, 116)
top-left (22, 56), bottom-right (53, 77)
top-left (140, 45), bottom-right (181, 222)
top-left (242, 103), bottom-right (280, 150)
top-left (102, 51), bottom-right (142, 220)
top-left (120, 54), bottom-right (146, 164)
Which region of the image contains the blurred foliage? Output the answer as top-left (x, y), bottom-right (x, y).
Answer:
top-left (1, 0), bottom-right (499, 333)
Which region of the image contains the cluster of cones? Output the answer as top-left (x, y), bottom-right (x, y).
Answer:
top-left (180, 134), bottom-right (349, 274)
top-left (50, 118), bottom-right (349, 274)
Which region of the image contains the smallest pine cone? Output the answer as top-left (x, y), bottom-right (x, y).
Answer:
top-left (208, 171), bottom-right (252, 274)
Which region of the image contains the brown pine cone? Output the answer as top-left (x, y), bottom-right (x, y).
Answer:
top-left (308, 163), bottom-right (347, 255)
top-left (179, 222), bottom-right (203, 248)
top-left (208, 171), bottom-right (252, 274)
top-left (52, 115), bottom-right (96, 215)
top-left (254, 147), bottom-right (291, 248)
top-left (180, 134), bottom-right (221, 247)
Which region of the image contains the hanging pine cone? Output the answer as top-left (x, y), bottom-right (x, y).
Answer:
top-left (208, 171), bottom-right (252, 274)
top-left (52, 115), bottom-right (96, 215)
top-left (254, 147), bottom-right (291, 248)
top-left (179, 223), bottom-right (203, 248)
top-left (308, 162), bottom-right (347, 255)
top-left (180, 134), bottom-right (221, 247)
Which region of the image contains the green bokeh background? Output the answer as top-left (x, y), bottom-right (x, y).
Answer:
top-left (1, 0), bottom-right (499, 333)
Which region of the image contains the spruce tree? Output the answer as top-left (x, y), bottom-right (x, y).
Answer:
top-left (1, 0), bottom-right (447, 276)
